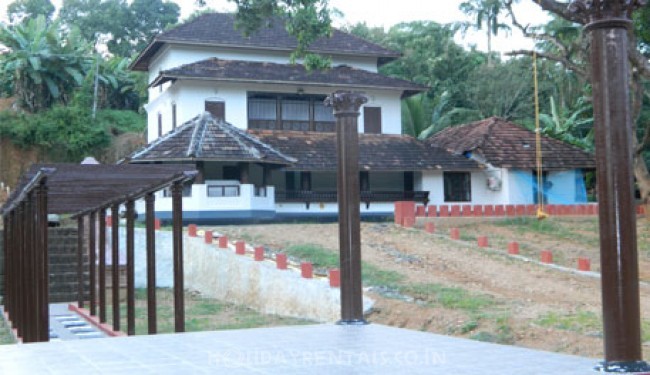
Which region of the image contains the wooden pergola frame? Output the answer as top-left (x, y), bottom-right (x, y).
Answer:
top-left (1, 164), bottom-right (197, 342)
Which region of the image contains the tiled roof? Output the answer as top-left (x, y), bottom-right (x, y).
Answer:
top-left (427, 117), bottom-right (595, 170)
top-left (250, 130), bottom-right (479, 172)
top-left (128, 113), bottom-right (296, 165)
top-left (131, 13), bottom-right (400, 71)
top-left (149, 58), bottom-right (426, 97)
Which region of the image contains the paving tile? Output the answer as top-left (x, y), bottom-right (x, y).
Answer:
top-left (0, 324), bottom-right (601, 374)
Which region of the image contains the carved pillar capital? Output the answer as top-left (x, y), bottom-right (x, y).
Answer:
top-left (325, 91), bottom-right (368, 116)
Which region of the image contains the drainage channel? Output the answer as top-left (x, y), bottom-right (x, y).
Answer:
top-left (48, 304), bottom-right (106, 341)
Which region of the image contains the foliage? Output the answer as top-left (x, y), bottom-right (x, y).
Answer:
top-left (0, 105), bottom-right (146, 162)
top-left (539, 96), bottom-right (593, 151)
top-left (229, 0), bottom-right (332, 69)
top-left (0, 16), bottom-right (91, 112)
top-left (464, 57), bottom-right (535, 121)
top-left (535, 310), bottom-right (601, 334)
top-left (6, 0), bottom-right (55, 24)
top-left (58, 0), bottom-right (179, 57)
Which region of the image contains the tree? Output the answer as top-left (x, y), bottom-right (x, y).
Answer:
top-left (0, 16), bottom-right (90, 112)
top-left (58, 0), bottom-right (179, 57)
top-left (508, 0), bottom-right (650, 209)
top-left (126, 0), bottom-right (180, 56)
top-left (228, 0), bottom-right (332, 69)
top-left (459, 0), bottom-right (511, 66)
top-left (6, 0), bottom-right (55, 24)
top-left (464, 57), bottom-right (536, 121)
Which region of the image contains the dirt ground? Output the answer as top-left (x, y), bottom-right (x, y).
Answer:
top-left (210, 217), bottom-right (650, 359)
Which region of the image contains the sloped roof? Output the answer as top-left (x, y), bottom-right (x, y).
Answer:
top-left (250, 130), bottom-right (479, 172)
top-left (149, 58), bottom-right (426, 98)
top-left (427, 117), bottom-right (595, 170)
top-left (128, 113), bottom-right (295, 165)
top-left (131, 13), bottom-right (400, 71)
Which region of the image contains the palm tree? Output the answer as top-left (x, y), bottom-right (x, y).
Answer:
top-left (459, 0), bottom-right (510, 66)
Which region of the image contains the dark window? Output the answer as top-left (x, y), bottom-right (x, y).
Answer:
top-left (404, 171), bottom-right (414, 192)
top-left (157, 113), bottom-right (162, 137)
top-left (444, 172), bottom-right (471, 202)
top-left (223, 166), bottom-right (240, 181)
top-left (172, 103), bottom-right (177, 129)
top-left (300, 171), bottom-right (311, 190)
top-left (360, 171), bottom-right (369, 191)
top-left (248, 93), bottom-right (335, 132)
top-left (205, 101), bottom-right (225, 121)
top-left (285, 171), bottom-right (297, 191)
top-left (363, 107), bottom-right (382, 134)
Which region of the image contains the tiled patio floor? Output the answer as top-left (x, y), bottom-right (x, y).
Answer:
top-left (0, 323), bottom-right (600, 374)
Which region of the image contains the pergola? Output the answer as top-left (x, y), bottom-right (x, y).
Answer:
top-left (1, 164), bottom-right (196, 343)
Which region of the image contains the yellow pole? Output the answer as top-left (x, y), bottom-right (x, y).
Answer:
top-left (533, 52), bottom-right (547, 220)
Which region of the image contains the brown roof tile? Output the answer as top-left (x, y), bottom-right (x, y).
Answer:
top-left (250, 130), bottom-right (479, 172)
top-left (150, 58), bottom-right (426, 97)
top-left (427, 117), bottom-right (595, 170)
top-left (131, 13), bottom-right (400, 71)
top-left (128, 113), bottom-right (295, 165)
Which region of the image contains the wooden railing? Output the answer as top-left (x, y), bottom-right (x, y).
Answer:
top-left (276, 190), bottom-right (429, 206)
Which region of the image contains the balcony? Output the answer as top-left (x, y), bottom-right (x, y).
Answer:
top-left (276, 190), bottom-right (430, 207)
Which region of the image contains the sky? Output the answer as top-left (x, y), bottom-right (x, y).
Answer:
top-left (0, 0), bottom-right (551, 55)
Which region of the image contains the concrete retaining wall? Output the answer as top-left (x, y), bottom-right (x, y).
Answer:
top-left (184, 236), bottom-right (344, 322)
top-left (106, 226), bottom-right (371, 322)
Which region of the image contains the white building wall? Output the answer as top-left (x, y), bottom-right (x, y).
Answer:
top-left (147, 44), bottom-right (378, 88)
top-left (470, 170), bottom-right (509, 205)
top-left (422, 170), bottom-right (510, 206)
top-left (145, 80), bottom-right (405, 141)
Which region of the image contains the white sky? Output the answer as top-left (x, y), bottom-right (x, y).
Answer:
top-left (0, 0), bottom-right (551, 55)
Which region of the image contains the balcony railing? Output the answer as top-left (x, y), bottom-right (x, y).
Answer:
top-left (276, 190), bottom-right (430, 206)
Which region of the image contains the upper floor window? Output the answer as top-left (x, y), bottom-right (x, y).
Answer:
top-left (248, 93), bottom-right (335, 132)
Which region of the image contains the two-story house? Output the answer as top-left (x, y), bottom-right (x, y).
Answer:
top-left (127, 13), bottom-right (594, 222)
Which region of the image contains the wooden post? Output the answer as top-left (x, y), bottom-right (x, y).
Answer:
top-left (77, 216), bottom-right (85, 309)
top-left (325, 90), bottom-right (368, 325)
top-left (126, 200), bottom-right (135, 336)
top-left (89, 211), bottom-right (97, 316)
top-left (98, 208), bottom-right (107, 323)
top-left (111, 204), bottom-right (120, 332)
top-left (145, 193), bottom-right (157, 334)
top-left (171, 182), bottom-right (185, 332)
top-left (36, 181), bottom-right (48, 342)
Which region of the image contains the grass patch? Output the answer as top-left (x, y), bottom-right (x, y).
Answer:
top-left (283, 244), bottom-right (405, 287)
top-left (108, 288), bottom-right (313, 335)
top-left (643, 320), bottom-right (650, 342)
top-left (493, 217), bottom-right (599, 246)
top-left (399, 283), bottom-right (496, 313)
top-left (535, 310), bottom-right (602, 334)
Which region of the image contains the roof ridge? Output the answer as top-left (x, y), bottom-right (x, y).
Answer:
top-left (129, 114), bottom-right (200, 160)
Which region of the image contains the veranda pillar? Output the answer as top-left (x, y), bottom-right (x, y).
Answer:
top-left (325, 90), bottom-right (368, 324)
top-left (570, 0), bottom-right (649, 371)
